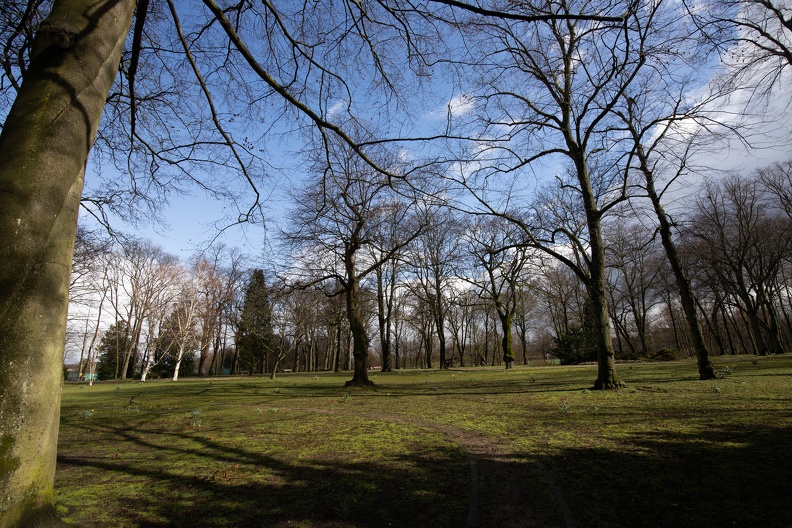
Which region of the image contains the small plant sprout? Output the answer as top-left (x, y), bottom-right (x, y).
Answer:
top-left (711, 385), bottom-right (721, 394)
top-left (335, 495), bottom-right (356, 519)
top-left (79, 409), bottom-right (94, 419)
top-left (560, 402), bottom-right (571, 413)
top-left (190, 409), bottom-right (202, 427)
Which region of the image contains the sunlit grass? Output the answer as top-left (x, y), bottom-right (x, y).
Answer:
top-left (57, 355), bottom-right (792, 527)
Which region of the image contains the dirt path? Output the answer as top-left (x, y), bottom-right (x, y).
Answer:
top-left (321, 408), bottom-right (577, 528)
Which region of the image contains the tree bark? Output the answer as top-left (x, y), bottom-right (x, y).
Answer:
top-left (634, 140), bottom-right (718, 380)
top-left (433, 285), bottom-right (447, 369)
top-left (579, 163), bottom-right (624, 390)
top-left (497, 311), bottom-right (515, 368)
top-left (344, 245), bottom-right (373, 386)
top-left (0, 0), bottom-right (135, 525)
top-left (376, 267), bottom-right (392, 372)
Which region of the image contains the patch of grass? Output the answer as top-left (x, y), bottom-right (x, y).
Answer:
top-left (56, 356), bottom-right (792, 527)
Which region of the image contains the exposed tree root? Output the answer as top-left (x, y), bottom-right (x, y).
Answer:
top-left (344, 378), bottom-right (375, 388)
top-left (593, 378), bottom-right (626, 390)
top-left (698, 365), bottom-right (720, 380)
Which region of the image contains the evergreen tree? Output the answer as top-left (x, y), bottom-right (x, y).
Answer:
top-left (236, 270), bottom-right (275, 374)
top-left (95, 322), bottom-right (132, 380)
top-left (551, 302), bottom-right (599, 365)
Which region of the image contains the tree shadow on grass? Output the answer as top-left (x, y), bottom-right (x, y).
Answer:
top-left (57, 384), bottom-right (792, 528)
top-left (56, 423), bottom-right (471, 527)
top-left (543, 423), bottom-right (792, 528)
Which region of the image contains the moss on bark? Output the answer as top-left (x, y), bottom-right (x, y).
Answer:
top-left (0, 1), bottom-right (135, 525)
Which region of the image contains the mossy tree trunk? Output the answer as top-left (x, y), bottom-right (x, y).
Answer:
top-left (344, 243), bottom-right (373, 387)
top-left (573, 154), bottom-right (624, 390)
top-left (499, 312), bottom-right (515, 368)
top-left (0, 1), bottom-right (134, 525)
top-left (586, 224), bottom-right (623, 390)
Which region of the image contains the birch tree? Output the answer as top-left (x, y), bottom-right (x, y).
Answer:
top-left (169, 272), bottom-right (201, 382)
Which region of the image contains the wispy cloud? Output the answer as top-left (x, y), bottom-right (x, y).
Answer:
top-left (325, 100), bottom-right (347, 119)
top-left (425, 93), bottom-right (474, 120)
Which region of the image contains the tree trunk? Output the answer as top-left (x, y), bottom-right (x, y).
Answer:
top-left (586, 215), bottom-right (624, 390)
top-left (376, 267), bottom-right (393, 372)
top-left (334, 322), bottom-right (342, 372)
top-left (0, 1), bottom-right (134, 525)
top-left (517, 318), bottom-right (528, 365)
top-left (433, 289), bottom-right (447, 369)
top-left (498, 312), bottom-right (515, 368)
top-left (762, 301), bottom-right (784, 355)
top-left (637, 147), bottom-right (717, 379)
top-left (393, 316), bottom-right (401, 369)
top-left (198, 335), bottom-right (212, 376)
top-left (140, 355), bottom-right (152, 382)
top-left (344, 246), bottom-right (373, 387)
top-left (172, 343), bottom-right (188, 382)
top-left (425, 318), bottom-right (434, 369)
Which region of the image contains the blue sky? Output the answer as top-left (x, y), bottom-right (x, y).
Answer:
top-left (75, 0), bottom-right (792, 261)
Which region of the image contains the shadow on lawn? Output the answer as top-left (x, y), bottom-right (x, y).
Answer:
top-left (55, 415), bottom-right (792, 528)
top-left (549, 423), bottom-right (792, 528)
top-left (57, 423), bottom-right (471, 528)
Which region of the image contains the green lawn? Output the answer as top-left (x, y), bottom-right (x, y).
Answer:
top-left (56, 355), bottom-right (792, 527)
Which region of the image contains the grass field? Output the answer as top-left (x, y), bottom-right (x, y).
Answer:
top-left (55, 355), bottom-right (792, 527)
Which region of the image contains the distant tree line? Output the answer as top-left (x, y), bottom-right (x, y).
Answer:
top-left (68, 161), bottom-right (792, 381)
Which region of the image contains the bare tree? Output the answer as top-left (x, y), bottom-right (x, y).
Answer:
top-left (690, 0), bottom-right (792, 93)
top-left (513, 280), bottom-right (539, 365)
top-left (190, 247), bottom-right (242, 377)
top-left (169, 271), bottom-right (202, 381)
top-left (446, 286), bottom-right (478, 367)
top-left (439, 0), bottom-right (675, 387)
top-left (758, 160), bottom-right (792, 219)
top-left (405, 205), bottom-right (461, 369)
top-left (463, 216), bottom-right (533, 368)
top-left (67, 227), bottom-right (113, 378)
top-left (605, 222), bottom-right (665, 359)
top-left (138, 258), bottom-right (181, 381)
top-left (690, 173), bottom-right (792, 355)
top-left (283, 138), bottom-right (421, 385)
top-left (102, 239), bottom-right (179, 380)
top-left (366, 201), bottom-right (412, 372)
top-left (533, 257), bottom-right (595, 364)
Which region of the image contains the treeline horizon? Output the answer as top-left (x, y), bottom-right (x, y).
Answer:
top-left (68, 159), bottom-right (792, 381)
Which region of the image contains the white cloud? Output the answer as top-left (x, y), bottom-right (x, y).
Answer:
top-left (425, 93), bottom-right (474, 120)
top-left (325, 100), bottom-right (347, 119)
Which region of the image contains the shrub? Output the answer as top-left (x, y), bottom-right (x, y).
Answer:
top-left (650, 347), bottom-right (685, 361)
top-left (551, 326), bottom-right (597, 365)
